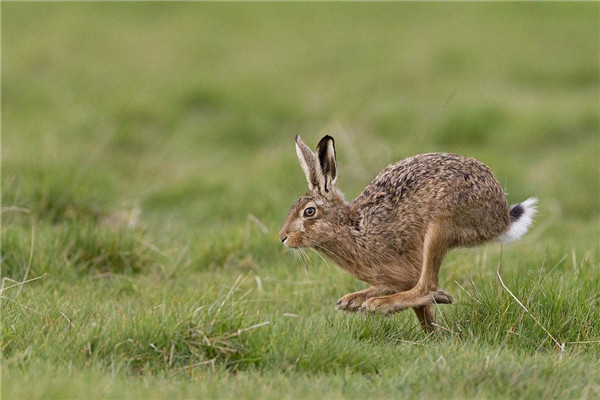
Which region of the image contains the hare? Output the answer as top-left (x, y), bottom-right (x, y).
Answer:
top-left (279, 135), bottom-right (537, 333)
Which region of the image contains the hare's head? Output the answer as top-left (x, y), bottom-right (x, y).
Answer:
top-left (279, 135), bottom-right (348, 248)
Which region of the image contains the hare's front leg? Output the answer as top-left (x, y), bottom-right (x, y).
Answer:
top-left (336, 286), bottom-right (392, 312)
top-left (360, 221), bottom-right (454, 315)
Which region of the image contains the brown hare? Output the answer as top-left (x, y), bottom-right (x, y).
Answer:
top-left (279, 135), bottom-right (537, 333)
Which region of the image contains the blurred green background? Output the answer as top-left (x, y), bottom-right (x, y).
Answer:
top-left (4, 3), bottom-right (598, 227)
top-left (2, 3), bottom-right (599, 399)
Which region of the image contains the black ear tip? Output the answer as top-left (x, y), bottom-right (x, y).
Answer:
top-left (317, 135), bottom-right (335, 148)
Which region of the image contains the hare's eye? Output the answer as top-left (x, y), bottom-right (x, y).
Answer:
top-left (303, 207), bottom-right (316, 218)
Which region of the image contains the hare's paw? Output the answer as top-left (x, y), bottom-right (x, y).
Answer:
top-left (336, 291), bottom-right (370, 312)
top-left (431, 289), bottom-right (454, 304)
top-left (359, 289), bottom-right (454, 314)
top-left (359, 296), bottom-right (409, 315)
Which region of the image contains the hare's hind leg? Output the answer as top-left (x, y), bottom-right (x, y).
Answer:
top-left (360, 221), bottom-right (454, 314)
top-left (359, 288), bottom-right (453, 314)
top-left (413, 305), bottom-right (437, 333)
top-left (336, 286), bottom-right (392, 312)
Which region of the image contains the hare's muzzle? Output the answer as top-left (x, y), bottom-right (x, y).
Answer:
top-left (278, 227), bottom-right (289, 245)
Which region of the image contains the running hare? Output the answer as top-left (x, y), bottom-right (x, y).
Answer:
top-left (279, 135), bottom-right (537, 332)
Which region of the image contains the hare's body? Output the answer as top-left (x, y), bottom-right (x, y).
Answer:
top-left (336, 153), bottom-right (511, 289)
top-left (280, 136), bottom-right (537, 333)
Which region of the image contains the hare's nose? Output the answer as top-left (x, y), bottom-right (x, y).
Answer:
top-left (278, 228), bottom-right (288, 243)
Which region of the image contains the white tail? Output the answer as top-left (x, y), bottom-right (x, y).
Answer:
top-left (499, 197), bottom-right (538, 243)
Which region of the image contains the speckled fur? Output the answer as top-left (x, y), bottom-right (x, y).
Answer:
top-left (280, 135), bottom-right (534, 333)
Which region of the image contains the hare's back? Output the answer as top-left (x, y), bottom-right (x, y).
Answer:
top-left (356, 152), bottom-right (508, 212)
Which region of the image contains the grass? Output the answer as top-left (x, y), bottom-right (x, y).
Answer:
top-left (2, 2), bottom-right (599, 399)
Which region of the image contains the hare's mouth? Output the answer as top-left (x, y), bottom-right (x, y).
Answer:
top-left (282, 237), bottom-right (303, 248)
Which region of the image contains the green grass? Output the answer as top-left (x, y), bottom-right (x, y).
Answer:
top-left (2, 2), bottom-right (599, 399)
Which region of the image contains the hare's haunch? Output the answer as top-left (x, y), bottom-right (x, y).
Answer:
top-left (279, 135), bottom-right (537, 333)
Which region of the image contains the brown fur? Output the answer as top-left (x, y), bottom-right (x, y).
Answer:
top-left (280, 135), bottom-right (532, 332)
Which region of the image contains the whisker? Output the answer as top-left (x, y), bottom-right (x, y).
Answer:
top-left (308, 248), bottom-right (334, 278)
top-left (298, 248), bottom-right (312, 282)
top-left (292, 248), bottom-right (309, 270)
top-left (314, 244), bottom-right (340, 264)
top-left (296, 248), bottom-right (310, 268)
top-left (292, 248), bottom-right (306, 267)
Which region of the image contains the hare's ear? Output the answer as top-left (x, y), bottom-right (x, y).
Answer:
top-left (316, 135), bottom-right (337, 192)
top-left (295, 135), bottom-right (324, 191)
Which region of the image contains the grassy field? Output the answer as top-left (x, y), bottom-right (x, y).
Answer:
top-left (2, 3), bottom-right (599, 399)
